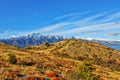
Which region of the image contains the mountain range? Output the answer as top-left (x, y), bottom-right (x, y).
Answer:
top-left (0, 33), bottom-right (120, 50)
top-left (0, 33), bottom-right (64, 48)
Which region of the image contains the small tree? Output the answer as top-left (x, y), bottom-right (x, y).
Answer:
top-left (8, 54), bottom-right (17, 64)
top-left (43, 42), bottom-right (50, 47)
top-left (78, 62), bottom-right (99, 80)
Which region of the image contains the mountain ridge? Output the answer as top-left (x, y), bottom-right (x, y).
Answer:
top-left (0, 33), bottom-right (64, 48)
top-left (0, 33), bottom-right (120, 50)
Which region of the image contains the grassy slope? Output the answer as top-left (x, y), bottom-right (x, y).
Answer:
top-left (0, 39), bottom-right (120, 80)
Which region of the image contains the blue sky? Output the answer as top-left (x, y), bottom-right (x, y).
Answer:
top-left (0, 0), bottom-right (120, 40)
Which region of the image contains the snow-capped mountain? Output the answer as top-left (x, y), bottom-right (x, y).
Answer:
top-left (0, 33), bottom-right (64, 48)
top-left (0, 33), bottom-right (120, 50)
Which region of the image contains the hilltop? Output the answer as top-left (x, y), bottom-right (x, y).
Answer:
top-left (0, 39), bottom-right (120, 80)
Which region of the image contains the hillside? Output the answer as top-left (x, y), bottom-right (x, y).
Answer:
top-left (0, 39), bottom-right (120, 80)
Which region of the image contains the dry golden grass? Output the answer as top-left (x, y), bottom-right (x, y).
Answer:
top-left (0, 39), bottom-right (120, 80)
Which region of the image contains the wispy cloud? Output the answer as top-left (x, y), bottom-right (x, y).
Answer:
top-left (53, 12), bottom-right (89, 21)
top-left (108, 33), bottom-right (120, 36)
top-left (31, 11), bottom-right (120, 37)
top-left (5, 11), bottom-right (120, 40)
top-left (53, 13), bottom-right (79, 21)
top-left (50, 22), bottom-right (120, 35)
top-left (0, 30), bottom-right (20, 39)
top-left (0, 30), bottom-right (10, 37)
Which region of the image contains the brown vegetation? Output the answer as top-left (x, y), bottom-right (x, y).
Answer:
top-left (0, 39), bottom-right (120, 80)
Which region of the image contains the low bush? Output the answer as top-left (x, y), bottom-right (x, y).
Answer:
top-left (78, 62), bottom-right (99, 80)
top-left (8, 54), bottom-right (17, 64)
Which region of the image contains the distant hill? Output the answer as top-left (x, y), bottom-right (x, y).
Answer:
top-left (0, 39), bottom-right (120, 80)
top-left (84, 39), bottom-right (120, 50)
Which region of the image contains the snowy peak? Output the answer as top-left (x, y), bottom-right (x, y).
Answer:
top-left (0, 33), bottom-right (64, 48)
top-left (0, 33), bottom-right (120, 50)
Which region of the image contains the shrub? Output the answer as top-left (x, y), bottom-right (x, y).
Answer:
top-left (78, 62), bottom-right (99, 80)
top-left (8, 54), bottom-right (17, 64)
top-left (22, 61), bottom-right (35, 66)
top-left (56, 63), bottom-right (63, 67)
top-left (43, 42), bottom-right (50, 47)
